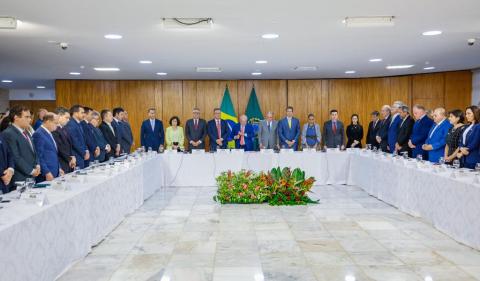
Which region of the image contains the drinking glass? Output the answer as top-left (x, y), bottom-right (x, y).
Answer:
top-left (453, 159), bottom-right (460, 170)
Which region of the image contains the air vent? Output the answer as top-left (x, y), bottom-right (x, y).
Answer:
top-left (343, 16), bottom-right (395, 27)
top-left (196, 67), bottom-right (222, 73)
top-left (294, 66), bottom-right (318, 71)
top-left (0, 17), bottom-right (17, 29)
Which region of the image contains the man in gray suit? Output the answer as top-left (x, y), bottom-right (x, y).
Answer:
top-left (258, 111), bottom-right (279, 149)
top-left (1, 105), bottom-right (41, 184)
top-left (323, 109), bottom-right (345, 149)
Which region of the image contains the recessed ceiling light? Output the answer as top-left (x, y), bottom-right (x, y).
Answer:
top-left (104, 34), bottom-right (122, 39)
top-left (369, 58), bottom-right (383, 62)
top-left (94, 67), bottom-right (120, 71)
top-left (156, 72), bottom-right (167, 76)
top-left (423, 66), bottom-right (435, 70)
top-left (294, 66), bottom-right (317, 71)
top-left (36, 86), bottom-right (46, 89)
top-left (1, 80), bottom-right (12, 83)
top-left (139, 60), bottom-right (152, 64)
top-left (422, 30), bottom-right (442, 36)
top-left (345, 70), bottom-right (356, 74)
top-left (255, 60), bottom-right (268, 64)
top-left (386, 65), bottom-right (414, 69)
top-left (251, 72), bottom-right (262, 76)
top-left (69, 72), bottom-right (81, 75)
top-left (196, 67), bottom-right (222, 73)
top-left (261, 33), bottom-right (279, 39)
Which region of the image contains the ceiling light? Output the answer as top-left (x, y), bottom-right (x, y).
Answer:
top-left (261, 33), bottom-right (279, 39)
top-left (294, 66), bottom-right (317, 71)
top-left (36, 86), bottom-right (46, 89)
top-left (104, 34), bottom-right (122, 39)
top-left (156, 72), bottom-right (167, 76)
top-left (139, 60), bottom-right (152, 64)
top-left (251, 72), bottom-right (262, 76)
top-left (256, 60), bottom-right (268, 64)
top-left (1, 80), bottom-right (12, 83)
top-left (423, 66), bottom-right (435, 70)
top-left (94, 67), bottom-right (120, 71)
top-left (369, 58), bottom-right (383, 62)
top-left (422, 30), bottom-right (442, 36)
top-left (0, 17), bottom-right (17, 29)
top-left (196, 67), bottom-right (222, 73)
top-left (345, 70), bottom-right (356, 74)
top-left (344, 16), bottom-right (395, 27)
top-left (69, 72), bottom-right (81, 75)
top-left (386, 65), bottom-right (414, 69)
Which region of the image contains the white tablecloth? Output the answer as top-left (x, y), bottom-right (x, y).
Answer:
top-left (0, 155), bottom-right (163, 281)
top-left (159, 150), bottom-right (351, 187)
top-left (348, 152), bottom-right (480, 250)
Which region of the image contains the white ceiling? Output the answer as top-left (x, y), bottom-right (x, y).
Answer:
top-left (0, 0), bottom-right (480, 89)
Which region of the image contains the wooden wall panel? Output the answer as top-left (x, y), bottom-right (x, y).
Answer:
top-left (444, 71), bottom-right (472, 111)
top-left (9, 100), bottom-right (57, 125)
top-left (389, 76), bottom-right (412, 107)
top-left (240, 80), bottom-right (287, 121)
top-left (412, 73), bottom-right (445, 109)
top-left (287, 80), bottom-right (323, 126)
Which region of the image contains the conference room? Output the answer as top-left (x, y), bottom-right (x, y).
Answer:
top-left (1, 0), bottom-right (480, 280)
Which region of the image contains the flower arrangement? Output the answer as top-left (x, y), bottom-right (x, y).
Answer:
top-left (213, 167), bottom-right (317, 206)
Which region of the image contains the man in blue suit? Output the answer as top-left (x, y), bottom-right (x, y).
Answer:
top-left (66, 105), bottom-right (90, 169)
top-left (278, 106), bottom-right (301, 150)
top-left (376, 105), bottom-right (392, 152)
top-left (387, 101), bottom-right (404, 153)
top-left (0, 134), bottom-right (14, 193)
top-left (207, 108), bottom-right (229, 151)
top-left (232, 115), bottom-right (255, 151)
top-left (81, 107), bottom-right (100, 166)
top-left (112, 107), bottom-right (133, 154)
top-left (408, 104), bottom-right (434, 159)
top-left (33, 113), bottom-right (64, 182)
top-left (140, 108), bottom-right (164, 151)
top-left (422, 108), bottom-right (452, 163)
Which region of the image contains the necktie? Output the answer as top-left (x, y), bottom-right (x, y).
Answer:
top-left (268, 122), bottom-right (271, 131)
top-left (240, 126), bottom-right (245, 146)
top-left (151, 120), bottom-right (155, 131)
top-left (288, 118), bottom-right (291, 129)
top-left (194, 119), bottom-right (198, 130)
top-left (333, 121), bottom-right (337, 134)
top-left (23, 131), bottom-right (33, 150)
top-left (216, 120), bottom-right (221, 140)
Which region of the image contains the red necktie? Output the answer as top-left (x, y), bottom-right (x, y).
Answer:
top-left (240, 126), bottom-right (245, 145)
top-left (194, 119), bottom-right (198, 129)
top-left (216, 120), bottom-right (221, 139)
top-left (333, 122), bottom-right (337, 134)
top-left (23, 131), bottom-right (33, 149)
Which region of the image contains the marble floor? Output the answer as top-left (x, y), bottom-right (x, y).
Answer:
top-left (58, 185), bottom-right (480, 281)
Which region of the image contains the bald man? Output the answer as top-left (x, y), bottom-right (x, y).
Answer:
top-left (232, 115), bottom-right (255, 151)
top-left (422, 107), bottom-right (452, 163)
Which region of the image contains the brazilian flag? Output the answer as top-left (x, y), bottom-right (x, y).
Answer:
top-left (220, 85), bottom-right (238, 148)
top-left (245, 87), bottom-right (263, 150)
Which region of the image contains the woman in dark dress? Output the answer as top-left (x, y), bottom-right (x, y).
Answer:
top-left (444, 109), bottom-right (465, 164)
top-left (346, 114), bottom-right (364, 148)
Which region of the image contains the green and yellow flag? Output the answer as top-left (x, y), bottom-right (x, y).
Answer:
top-left (220, 85), bottom-right (237, 148)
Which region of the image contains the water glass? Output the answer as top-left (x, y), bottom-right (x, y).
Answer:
top-left (416, 155), bottom-right (423, 162)
top-left (453, 159), bottom-right (460, 169)
top-left (475, 163), bottom-right (480, 174)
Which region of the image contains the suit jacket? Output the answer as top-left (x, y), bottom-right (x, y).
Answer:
top-left (278, 117), bottom-right (301, 150)
top-left (90, 126), bottom-right (107, 162)
top-left (0, 135), bottom-right (14, 193)
top-left (33, 127), bottom-right (60, 180)
top-left (376, 115), bottom-right (392, 152)
top-left (1, 125), bottom-right (39, 183)
top-left (123, 121), bottom-right (134, 152)
top-left (396, 115), bottom-right (415, 155)
top-left (410, 115), bottom-right (435, 159)
top-left (301, 123), bottom-right (322, 148)
top-left (366, 120), bottom-right (381, 148)
top-left (207, 119), bottom-right (229, 151)
top-left (425, 119), bottom-right (452, 163)
top-left (112, 119), bottom-right (132, 154)
top-left (81, 120), bottom-right (98, 166)
top-left (140, 119), bottom-right (164, 151)
top-left (33, 119), bottom-right (43, 130)
top-left (52, 126), bottom-right (74, 173)
top-left (388, 114), bottom-right (402, 153)
top-left (258, 120), bottom-right (278, 149)
top-left (65, 119), bottom-right (87, 169)
top-left (323, 120), bottom-right (345, 148)
top-left (231, 123), bottom-right (255, 151)
top-left (185, 119), bottom-right (207, 150)
top-left (99, 122), bottom-right (118, 159)
top-left (459, 124), bottom-right (480, 169)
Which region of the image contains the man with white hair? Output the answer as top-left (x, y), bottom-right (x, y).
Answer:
top-left (408, 104), bottom-right (434, 159)
top-left (258, 111), bottom-right (279, 149)
top-left (375, 105), bottom-right (392, 152)
top-left (232, 114), bottom-right (255, 151)
top-left (387, 101), bottom-right (404, 153)
top-left (423, 107), bottom-right (452, 163)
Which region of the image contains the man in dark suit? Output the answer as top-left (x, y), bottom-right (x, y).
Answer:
top-left (278, 106), bottom-right (301, 150)
top-left (0, 134), bottom-right (15, 193)
top-left (140, 108), bottom-right (164, 151)
top-left (123, 111), bottom-right (134, 152)
top-left (90, 111), bottom-right (111, 162)
top-left (207, 108), bottom-right (229, 151)
top-left (112, 107), bottom-right (133, 154)
top-left (66, 105), bottom-right (90, 169)
top-left (99, 109), bottom-right (120, 159)
top-left (185, 107), bottom-right (207, 151)
top-left (322, 109), bottom-right (345, 149)
top-left (52, 107), bottom-right (76, 173)
top-left (409, 104), bottom-right (435, 160)
top-left (33, 113), bottom-right (63, 182)
top-left (366, 111), bottom-right (381, 149)
top-left (387, 101), bottom-right (404, 153)
top-left (395, 106), bottom-right (415, 156)
top-left (376, 105), bottom-right (392, 152)
top-left (1, 105), bottom-right (41, 185)
top-left (232, 115), bottom-right (255, 151)
top-left (81, 107), bottom-right (100, 167)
